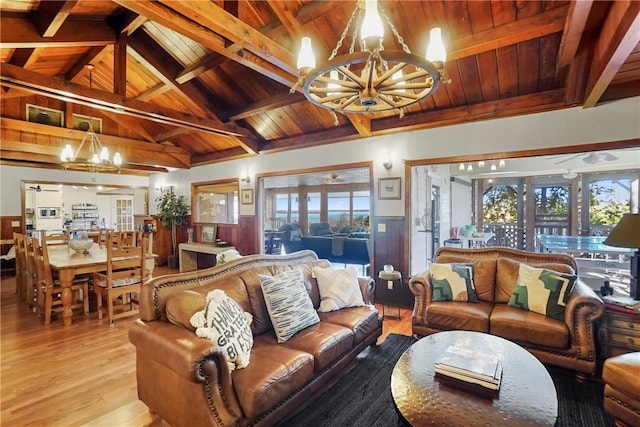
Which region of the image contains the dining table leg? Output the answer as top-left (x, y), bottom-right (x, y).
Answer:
top-left (57, 269), bottom-right (74, 326)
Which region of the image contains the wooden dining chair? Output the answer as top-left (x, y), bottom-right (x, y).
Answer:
top-left (34, 238), bottom-right (90, 324)
top-left (13, 233), bottom-right (25, 298)
top-left (23, 235), bottom-right (39, 310)
top-left (42, 232), bottom-right (69, 245)
top-left (116, 230), bottom-right (139, 248)
top-left (92, 231), bottom-right (149, 324)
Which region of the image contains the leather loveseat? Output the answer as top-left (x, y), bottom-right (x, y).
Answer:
top-left (409, 247), bottom-right (605, 378)
top-left (129, 250), bottom-right (382, 427)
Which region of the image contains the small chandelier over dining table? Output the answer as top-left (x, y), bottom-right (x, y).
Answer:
top-left (60, 124), bottom-right (122, 173)
top-left (291, 0), bottom-right (447, 117)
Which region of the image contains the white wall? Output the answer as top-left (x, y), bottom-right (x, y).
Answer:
top-left (146, 96), bottom-right (639, 217)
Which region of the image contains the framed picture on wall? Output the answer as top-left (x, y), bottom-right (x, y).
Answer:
top-left (201, 224), bottom-right (217, 244)
top-left (241, 189), bottom-right (254, 205)
top-left (378, 177), bottom-right (401, 200)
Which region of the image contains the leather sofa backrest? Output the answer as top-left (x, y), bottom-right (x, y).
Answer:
top-left (138, 250), bottom-right (329, 322)
top-left (434, 255), bottom-right (497, 303)
top-left (495, 257), bottom-right (575, 303)
top-left (434, 247), bottom-right (577, 304)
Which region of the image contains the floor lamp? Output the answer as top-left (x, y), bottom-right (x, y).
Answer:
top-left (603, 213), bottom-right (640, 300)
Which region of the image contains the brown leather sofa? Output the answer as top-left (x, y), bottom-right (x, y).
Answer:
top-left (408, 247), bottom-right (605, 377)
top-left (129, 250), bottom-right (382, 427)
top-left (603, 352), bottom-right (640, 426)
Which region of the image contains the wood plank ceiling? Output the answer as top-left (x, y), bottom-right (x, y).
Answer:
top-left (1, 1), bottom-right (639, 175)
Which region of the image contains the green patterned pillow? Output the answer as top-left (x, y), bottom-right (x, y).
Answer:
top-left (508, 263), bottom-right (576, 320)
top-left (429, 263), bottom-right (478, 302)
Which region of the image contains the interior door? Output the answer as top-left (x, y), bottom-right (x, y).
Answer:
top-left (113, 196), bottom-right (134, 231)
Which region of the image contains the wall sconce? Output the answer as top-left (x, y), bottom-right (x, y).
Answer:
top-left (240, 175), bottom-right (251, 184)
top-left (383, 159), bottom-right (393, 170)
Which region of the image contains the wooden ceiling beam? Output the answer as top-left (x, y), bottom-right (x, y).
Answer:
top-left (106, 9), bottom-right (147, 35)
top-left (113, 0), bottom-right (297, 89)
top-left (159, 0), bottom-right (297, 75)
top-left (9, 48), bottom-right (40, 69)
top-left (267, 2), bottom-right (305, 41)
top-left (0, 155), bottom-right (163, 176)
top-left (127, 31), bottom-right (219, 118)
top-left (65, 45), bottom-right (112, 82)
top-left (225, 92), bottom-right (305, 121)
top-left (155, 127), bottom-right (195, 142)
top-left (33, 0), bottom-right (77, 38)
top-left (134, 82), bottom-right (171, 102)
top-left (99, 110), bottom-right (157, 143)
top-left (372, 90), bottom-right (567, 134)
top-left (0, 63), bottom-right (247, 138)
top-left (0, 16), bottom-right (116, 48)
top-left (1, 117), bottom-right (191, 168)
top-left (583, 1), bottom-right (640, 108)
top-left (191, 147), bottom-right (255, 166)
top-left (113, 35), bottom-right (127, 96)
top-left (448, 5), bottom-right (568, 61)
top-left (555, 0), bottom-right (593, 85)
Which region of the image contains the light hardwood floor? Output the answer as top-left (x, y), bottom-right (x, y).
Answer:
top-left (0, 267), bottom-right (413, 426)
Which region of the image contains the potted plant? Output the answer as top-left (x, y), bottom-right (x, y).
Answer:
top-left (156, 189), bottom-right (190, 269)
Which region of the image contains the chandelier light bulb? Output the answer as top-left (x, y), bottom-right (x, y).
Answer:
top-left (297, 37), bottom-right (316, 71)
top-left (113, 152), bottom-right (122, 166)
top-left (426, 27), bottom-right (446, 65)
top-left (360, 0), bottom-right (384, 43)
top-left (328, 70), bottom-right (340, 97)
top-left (99, 147), bottom-right (109, 161)
top-left (90, 153), bottom-right (100, 164)
top-left (60, 144), bottom-right (73, 162)
top-left (393, 70), bottom-right (406, 93)
top-left (490, 163), bottom-right (497, 171)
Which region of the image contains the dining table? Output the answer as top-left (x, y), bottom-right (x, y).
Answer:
top-left (46, 243), bottom-right (139, 326)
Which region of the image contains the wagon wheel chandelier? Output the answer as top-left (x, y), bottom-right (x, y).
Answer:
top-left (291, 0), bottom-right (448, 118)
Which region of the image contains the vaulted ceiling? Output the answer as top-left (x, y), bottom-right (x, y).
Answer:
top-left (1, 1), bottom-right (639, 176)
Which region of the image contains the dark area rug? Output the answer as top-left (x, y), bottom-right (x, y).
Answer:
top-left (279, 333), bottom-right (614, 427)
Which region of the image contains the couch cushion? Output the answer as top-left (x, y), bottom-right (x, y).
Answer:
top-left (507, 263), bottom-right (576, 320)
top-left (258, 268), bottom-right (320, 343)
top-left (232, 335), bottom-right (315, 419)
top-left (490, 304), bottom-right (569, 349)
top-left (313, 266), bottom-right (365, 312)
top-left (425, 301), bottom-right (493, 332)
top-left (319, 305), bottom-right (381, 344)
top-left (190, 289), bottom-right (254, 371)
top-left (435, 255), bottom-right (497, 302)
top-left (429, 263), bottom-right (478, 302)
top-left (273, 321), bottom-right (354, 371)
top-left (165, 289), bottom-right (206, 332)
top-left (495, 258), bottom-right (575, 303)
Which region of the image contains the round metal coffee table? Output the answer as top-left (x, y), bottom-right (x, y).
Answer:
top-left (391, 331), bottom-right (558, 426)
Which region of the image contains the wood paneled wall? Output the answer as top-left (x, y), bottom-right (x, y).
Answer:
top-left (372, 216), bottom-right (412, 308)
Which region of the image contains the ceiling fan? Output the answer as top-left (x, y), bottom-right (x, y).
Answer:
top-left (562, 170), bottom-right (577, 179)
top-left (554, 151), bottom-right (618, 165)
top-left (325, 173), bottom-right (345, 184)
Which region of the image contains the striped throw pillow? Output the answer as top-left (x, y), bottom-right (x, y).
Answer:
top-left (258, 268), bottom-right (320, 343)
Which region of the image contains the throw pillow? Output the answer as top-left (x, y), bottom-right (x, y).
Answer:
top-left (312, 266), bottom-right (365, 312)
top-left (258, 268), bottom-right (320, 343)
top-left (507, 263), bottom-right (577, 320)
top-left (190, 289), bottom-right (254, 370)
top-left (429, 263), bottom-right (478, 302)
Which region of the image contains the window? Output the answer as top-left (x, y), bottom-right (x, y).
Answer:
top-left (192, 180), bottom-right (239, 224)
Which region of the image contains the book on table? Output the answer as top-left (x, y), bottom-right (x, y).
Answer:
top-left (434, 345), bottom-right (503, 391)
top-left (602, 295), bottom-right (640, 314)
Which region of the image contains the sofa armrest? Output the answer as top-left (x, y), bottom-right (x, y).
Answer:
top-left (408, 271), bottom-right (433, 324)
top-left (129, 319), bottom-right (242, 409)
top-left (564, 279), bottom-right (605, 358)
top-left (358, 276), bottom-right (375, 305)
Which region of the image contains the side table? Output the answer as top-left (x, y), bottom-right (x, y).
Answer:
top-left (379, 270), bottom-right (402, 319)
top-left (598, 309), bottom-right (640, 358)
